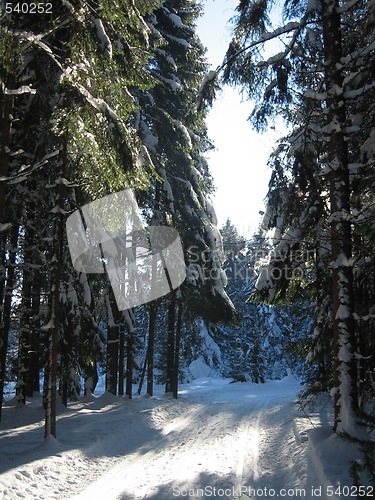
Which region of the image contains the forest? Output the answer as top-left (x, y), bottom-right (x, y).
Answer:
top-left (0, 0), bottom-right (374, 473)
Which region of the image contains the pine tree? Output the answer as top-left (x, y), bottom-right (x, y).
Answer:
top-left (218, 222), bottom-right (304, 383)
top-left (0, 16), bottom-right (22, 420)
top-left (0, 0), bottom-right (161, 433)
top-left (135, 0), bottom-right (235, 396)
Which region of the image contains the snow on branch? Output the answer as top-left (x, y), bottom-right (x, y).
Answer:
top-left (129, 0), bottom-right (151, 47)
top-left (199, 18), bottom-right (307, 109)
top-left (152, 71), bottom-right (183, 92)
top-left (156, 49), bottom-right (177, 70)
top-left (198, 70), bottom-right (219, 110)
top-left (63, 74), bottom-right (130, 134)
top-left (10, 27), bottom-right (64, 71)
top-left (0, 150), bottom-right (60, 184)
top-left (0, 81), bottom-right (36, 95)
top-left (218, 21), bottom-right (302, 76)
top-left (0, 223), bottom-right (12, 233)
top-left (173, 120), bottom-right (192, 148)
top-left (162, 6), bottom-right (185, 29)
top-left (61, 0), bottom-right (75, 12)
top-left (343, 80), bottom-right (375, 100)
top-left (337, 0), bottom-right (371, 14)
top-left (139, 120), bottom-right (158, 151)
top-left (92, 18), bottom-right (112, 59)
top-left (161, 31), bottom-right (191, 49)
top-left (145, 16), bottom-right (162, 40)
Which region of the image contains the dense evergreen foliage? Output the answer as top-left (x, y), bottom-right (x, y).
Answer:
top-left (213, 0), bottom-right (375, 439)
top-left (208, 219), bottom-right (313, 384)
top-left (0, 0), bottom-right (235, 436)
top-left (1, 0), bottom-right (374, 459)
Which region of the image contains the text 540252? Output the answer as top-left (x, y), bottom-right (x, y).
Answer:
top-left (5, 3), bottom-right (52, 14)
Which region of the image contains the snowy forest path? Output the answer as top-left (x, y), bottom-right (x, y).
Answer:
top-left (71, 378), bottom-right (309, 500)
top-left (233, 396), bottom-right (268, 494)
top-left (0, 378), bottom-right (310, 499)
top-left (239, 392), bottom-right (312, 500)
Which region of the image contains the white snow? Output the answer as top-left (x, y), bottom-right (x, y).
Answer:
top-left (156, 49), bottom-right (177, 70)
top-left (204, 196), bottom-right (218, 226)
top-left (174, 120), bottom-right (193, 148)
top-left (0, 377), bottom-right (371, 499)
top-left (139, 120), bottom-right (158, 150)
top-left (163, 33), bottom-right (191, 49)
top-left (92, 18), bottom-right (112, 59)
top-left (362, 128), bottom-right (375, 160)
top-left (2, 85), bottom-right (36, 95)
top-left (40, 319), bottom-right (54, 331)
top-left (0, 223), bottom-right (12, 233)
top-left (198, 321), bottom-right (222, 367)
top-left (155, 73), bottom-right (183, 92)
top-left (307, 0), bottom-right (318, 12)
top-left (168, 13), bottom-right (184, 29)
top-left (199, 70), bottom-right (217, 98)
top-left (189, 357), bottom-right (213, 379)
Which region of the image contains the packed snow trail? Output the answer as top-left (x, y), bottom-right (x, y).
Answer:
top-left (71, 378), bottom-right (309, 500)
top-left (3, 376), bottom-right (360, 500)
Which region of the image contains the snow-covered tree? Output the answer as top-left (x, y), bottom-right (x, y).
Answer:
top-left (213, 221), bottom-right (310, 382)
top-left (135, 0), bottom-right (235, 397)
top-left (0, 0), bottom-right (160, 433)
top-left (211, 0), bottom-right (375, 438)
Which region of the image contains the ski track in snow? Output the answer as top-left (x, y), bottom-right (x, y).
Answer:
top-left (71, 386), bottom-right (303, 500)
top-left (1, 376), bottom-right (357, 500)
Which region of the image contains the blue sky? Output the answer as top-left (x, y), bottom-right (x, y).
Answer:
top-left (195, 0), bottom-right (280, 237)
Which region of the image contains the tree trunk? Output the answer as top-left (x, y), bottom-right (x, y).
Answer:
top-left (165, 292), bottom-right (176, 394)
top-left (0, 224), bottom-right (18, 419)
top-left (105, 293), bottom-right (119, 396)
top-left (137, 350), bottom-right (147, 396)
top-left (125, 309), bottom-right (134, 399)
top-left (17, 224), bottom-right (35, 403)
top-left (80, 274), bottom-right (98, 396)
top-left (118, 321), bottom-right (125, 397)
top-left (0, 68), bottom-right (14, 226)
top-left (173, 302), bottom-right (183, 399)
top-left (44, 214), bottom-right (63, 438)
top-left (29, 279), bottom-right (41, 394)
top-left (147, 300), bottom-right (157, 397)
top-left (17, 271), bottom-right (32, 403)
top-left (84, 359), bottom-right (98, 396)
top-left (0, 61), bottom-right (15, 420)
top-left (322, 0), bottom-right (357, 436)
top-left (312, 226), bottom-right (332, 393)
top-left (44, 134), bottom-right (67, 438)
top-left (60, 293), bottom-right (78, 406)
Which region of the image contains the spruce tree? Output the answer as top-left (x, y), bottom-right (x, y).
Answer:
top-left (0, 0), bottom-right (161, 434)
top-left (136, 0), bottom-right (235, 396)
top-left (213, 0), bottom-right (375, 437)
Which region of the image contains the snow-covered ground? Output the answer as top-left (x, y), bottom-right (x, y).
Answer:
top-left (0, 376), bottom-right (368, 499)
